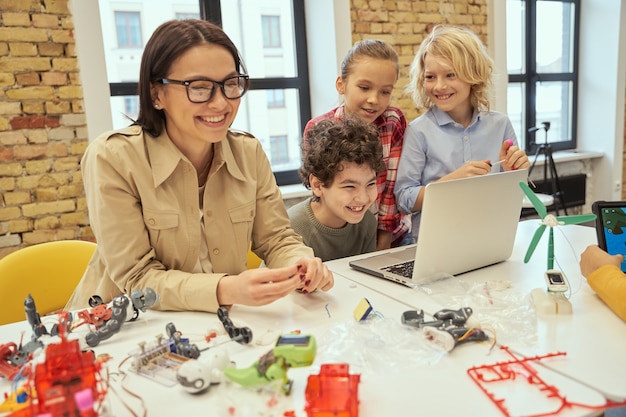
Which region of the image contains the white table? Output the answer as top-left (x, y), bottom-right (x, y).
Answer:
top-left (0, 221), bottom-right (624, 416)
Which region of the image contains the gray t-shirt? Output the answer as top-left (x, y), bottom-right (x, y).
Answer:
top-left (287, 198), bottom-right (377, 262)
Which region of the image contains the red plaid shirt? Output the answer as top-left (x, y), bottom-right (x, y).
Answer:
top-left (304, 105), bottom-right (410, 245)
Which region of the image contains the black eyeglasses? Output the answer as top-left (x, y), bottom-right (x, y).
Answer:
top-left (158, 75), bottom-right (249, 103)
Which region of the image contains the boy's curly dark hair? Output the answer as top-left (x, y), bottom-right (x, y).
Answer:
top-left (299, 116), bottom-right (384, 201)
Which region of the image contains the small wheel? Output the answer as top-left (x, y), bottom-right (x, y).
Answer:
top-left (238, 327), bottom-right (253, 344)
top-left (88, 295), bottom-right (104, 307)
top-left (217, 307), bottom-right (228, 323)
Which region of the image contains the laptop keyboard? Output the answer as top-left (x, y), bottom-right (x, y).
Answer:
top-left (382, 260), bottom-right (414, 279)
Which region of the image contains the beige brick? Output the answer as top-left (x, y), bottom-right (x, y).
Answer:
top-left (0, 43), bottom-right (7, 56)
top-left (60, 113), bottom-right (85, 127)
top-left (22, 199), bottom-right (75, 217)
top-left (22, 230), bottom-right (59, 245)
top-left (57, 85), bottom-right (82, 99)
top-left (8, 219), bottom-right (32, 233)
top-left (0, 233), bottom-right (21, 248)
top-left (58, 183), bottom-right (83, 198)
top-left (25, 159), bottom-right (52, 174)
top-left (51, 57), bottom-right (77, 72)
top-left (45, 99), bottom-right (71, 115)
top-left (0, 176), bottom-right (15, 190)
top-left (6, 86), bottom-right (55, 100)
top-left (4, 190), bottom-right (31, 205)
top-left (49, 127), bottom-right (74, 140)
top-left (0, 57), bottom-right (51, 72)
top-left (50, 29), bottom-right (74, 44)
top-left (0, 163), bottom-right (23, 176)
top-left (41, 71), bottom-right (67, 86)
top-left (0, 72), bottom-right (15, 86)
top-left (9, 42), bottom-right (38, 57)
top-left (34, 215), bottom-right (61, 230)
top-left (15, 72), bottom-right (40, 85)
top-left (38, 42), bottom-right (64, 57)
top-left (32, 14), bottom-right (59, 29)
top-left (34, 187), bottom-right (57, 202)
top-left (60, 211), bottom-right (88, 226)
top-left (26, 129), bottom-right (48, 144)
top-left (2, 12), bottom-right (30, 27)
top-left (22, 102), bottom-right (44, 114)
top-left (0, 28), bottom-right (48, 43)
top-left (0, 118), bottom-right (8, 131)
top-left (0, 206), bottom-right (21, 221)
top-left (53, 156), bottom-right (78, 172)
top-left (0, 102), bottom-right (21, 115)
top-left (0, 131), bottom-right (26, 146)
top-left (44, 0), bottom-right (70, 15)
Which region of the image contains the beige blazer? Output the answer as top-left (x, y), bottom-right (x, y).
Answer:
top-left (66, 125), bottom-right (312, 313)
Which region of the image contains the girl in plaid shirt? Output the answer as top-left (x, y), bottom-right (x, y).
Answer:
top-left (303, 39), bottom-right (411, 250)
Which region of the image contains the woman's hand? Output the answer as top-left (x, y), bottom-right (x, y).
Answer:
top-left (217, 264), bottom-right (304, 306)
top-left (295, 256), bottom-right (334, 294)
top-left (216, 258), bottom-right (334, 306)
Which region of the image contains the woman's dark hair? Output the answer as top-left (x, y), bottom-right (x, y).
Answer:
top-left (300, 116), bottom-right (384, 202)
top-left (135, 19), bottom-right (249, 137)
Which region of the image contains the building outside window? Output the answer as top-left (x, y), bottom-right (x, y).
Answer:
top-left (266, 89), bottom-right (286, 108)
top-left (261, 15), bottom-right (281, 48)
top-left (114, 11), bottom-right (142, 48)
top-left (270, 135), bottom-right (289, 164)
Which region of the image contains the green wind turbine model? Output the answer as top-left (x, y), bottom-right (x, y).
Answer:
top-left (519, 181), bottom-right (597, 270)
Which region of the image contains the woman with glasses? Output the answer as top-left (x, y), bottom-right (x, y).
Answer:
top-left (67, 19), bottom-right (334, 313)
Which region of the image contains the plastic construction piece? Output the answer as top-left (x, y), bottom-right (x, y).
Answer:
top-left (81, 288), bottom-right (158, 348)
top-left (305, 363), bottom-right (361, 417)
top-left (401, 307), bottom-right (488, 352)
top-left (217, 307), bottom-right (253, 344)
top-left (531, 288), bottom-right (573, 315)
top-left (224, 334), bottom-right (316, 394)
top-left (519, 181), bottom-right (597, 270)
top-left (129, 322), bottom-right (201, 387)
top-left (353, 298), bottom-right (373, 322)
top-left (176, 349), bottom-right (234, 394)
top-left (465, 345), bottom-right (626, 417)
top-left (7, 312), bottom-right (109, 417)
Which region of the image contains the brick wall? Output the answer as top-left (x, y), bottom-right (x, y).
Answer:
top-left (349, 0), bottom-right (488, 122)
top-left (0, 0), bottom-right (91, 258)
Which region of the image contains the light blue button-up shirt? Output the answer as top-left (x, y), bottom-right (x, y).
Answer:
top-left (395, 106), bottom-right (518, 240)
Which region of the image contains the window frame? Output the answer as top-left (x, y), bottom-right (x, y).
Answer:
top-left (108, 0), bottom-right (310, 186)
top-left (508, 0), bottom-right (580, 154)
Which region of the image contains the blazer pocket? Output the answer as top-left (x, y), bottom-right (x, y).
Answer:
top-left (228, 201), bottom-right (255, 259)
top-left (143, 209), bottom-right (179, 230)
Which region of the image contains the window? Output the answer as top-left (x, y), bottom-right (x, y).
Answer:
top-left (176, 13), bottom-right (200, 20)
top-left (266, 89), bottom-right (285, 108)
top-left (270, 135), bottom-right (289, 164)
top-left (506, 0), bottom-right (579, 153)
top-left (114, 11), bottom-right (142, 48)
top-left (101, 0), bottom-right (310, 186)
top-left (261, 15), bottom-right (281, 48)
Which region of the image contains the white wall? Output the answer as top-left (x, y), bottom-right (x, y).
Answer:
top-left (578, 0), bottom-right (626, 201)
top-left (304, 0), bottom-right (352, 118)
top-left (69, 0), bottom-right (113, 140)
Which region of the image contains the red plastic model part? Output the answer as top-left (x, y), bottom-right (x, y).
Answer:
top-left (305, 364), bottom-right (360, 417)
top-left (0, 342), bottom-right (20, 381)
top-left (467, 345), bottom-right (626, 417)
top-left (8, 313), bottom-right (108, 417)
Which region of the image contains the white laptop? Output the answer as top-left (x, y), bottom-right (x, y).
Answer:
top-left (349, 169), bottom-right (528, 286)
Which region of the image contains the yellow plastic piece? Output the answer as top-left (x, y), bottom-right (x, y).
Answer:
top-left (0, 240), bottom-right (97, 325)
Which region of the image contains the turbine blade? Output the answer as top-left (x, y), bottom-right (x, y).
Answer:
top-left (524, 224), bottom-right (546, 263)
top-left (557, 214), bottom-right (597, 225)
top-left (519, 181), bottom-right (547, 218)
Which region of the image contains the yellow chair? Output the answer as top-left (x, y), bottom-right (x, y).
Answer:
top-left (0, 240), bottom-right (97, 325)
top-left (247, 247), bottom-right (263, 269)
